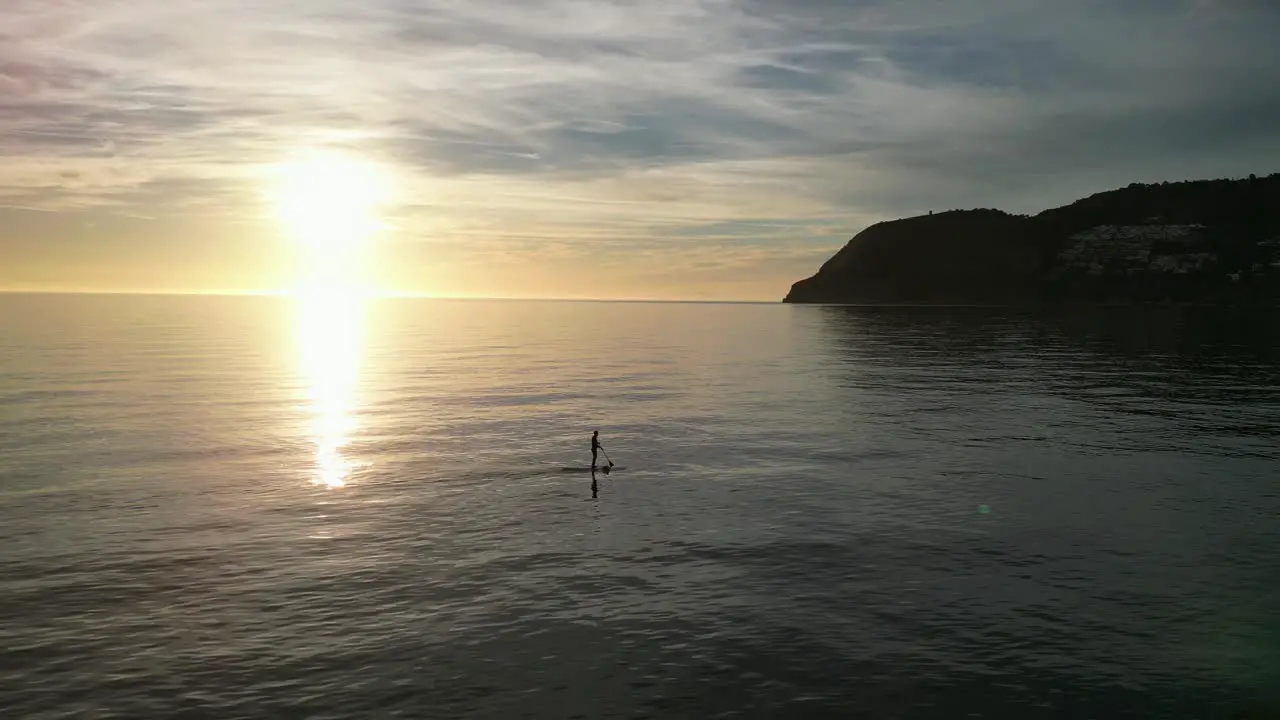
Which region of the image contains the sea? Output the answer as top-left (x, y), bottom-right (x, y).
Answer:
top-left (1, 293), bottom-right (1278, 719)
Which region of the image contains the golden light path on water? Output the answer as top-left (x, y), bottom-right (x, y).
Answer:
top-left (270, 147), bottom-right (390, 488)
top-left (295, 288), bottom-right (364, 488)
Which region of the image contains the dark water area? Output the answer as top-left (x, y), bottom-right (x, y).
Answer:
top-left (1, 295), bottom-right (1278, 718)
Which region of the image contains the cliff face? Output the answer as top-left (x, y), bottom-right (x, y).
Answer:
top-left (784, 173), bottom-right (1280, 304)
top-left (784, 209), bottom-right (1040, 304)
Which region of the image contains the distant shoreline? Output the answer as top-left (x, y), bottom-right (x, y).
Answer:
top-left (785, 173), bottom-right (1280, 306)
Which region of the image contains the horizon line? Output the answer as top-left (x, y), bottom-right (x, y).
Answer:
top-left (0, 289), bottom-right (784, 305)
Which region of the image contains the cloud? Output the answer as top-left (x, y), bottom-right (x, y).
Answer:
top-left (1, 0), bottom-right (1278, 297)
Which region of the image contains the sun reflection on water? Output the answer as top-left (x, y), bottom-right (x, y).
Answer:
top-left (271, 147), bottom-right (389, 488)
top-left (295, 290), bottom-right (364, 488)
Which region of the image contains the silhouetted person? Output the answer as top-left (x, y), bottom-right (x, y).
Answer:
top-left (591, 430), bottom-right (602, 469)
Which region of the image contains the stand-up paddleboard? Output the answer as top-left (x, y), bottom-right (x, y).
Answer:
top-left (559, 466), bottom-right (624, 473)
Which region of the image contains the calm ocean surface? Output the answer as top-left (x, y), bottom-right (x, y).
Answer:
top-left (1, 294), bottom-right (1278, 719)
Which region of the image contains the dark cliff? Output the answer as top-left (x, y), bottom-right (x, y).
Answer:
top-left (784, 173), bottom-right (1280, 304)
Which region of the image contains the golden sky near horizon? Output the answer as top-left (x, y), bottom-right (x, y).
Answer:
top-left (2, 0), bottom-right (1276, 300)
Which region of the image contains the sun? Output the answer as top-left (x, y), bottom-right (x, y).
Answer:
top-left (271, 149), bottom-right (390, 248)
top-left (268, 149), bottom-right (392, 293)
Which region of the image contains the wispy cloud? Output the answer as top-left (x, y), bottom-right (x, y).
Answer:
top-left (2, 0), bottom-right (1278, 298)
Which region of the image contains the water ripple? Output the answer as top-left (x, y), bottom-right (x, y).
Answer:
top-left (1, 298), bottom-right (1278, 718)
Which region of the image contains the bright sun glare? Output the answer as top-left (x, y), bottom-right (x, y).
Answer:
top-left (271, 149), bottom-right (384, 488)
top-left (297, 292), bottom-right (363, 489)
top-left (270, 149), bottom-right (391, 295)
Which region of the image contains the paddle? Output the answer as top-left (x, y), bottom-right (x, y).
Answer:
top-left (600, 447), bottom-right (615, 469)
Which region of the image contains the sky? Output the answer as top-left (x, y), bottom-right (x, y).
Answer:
top-left (2, 0), bottom-right (1278, 301)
